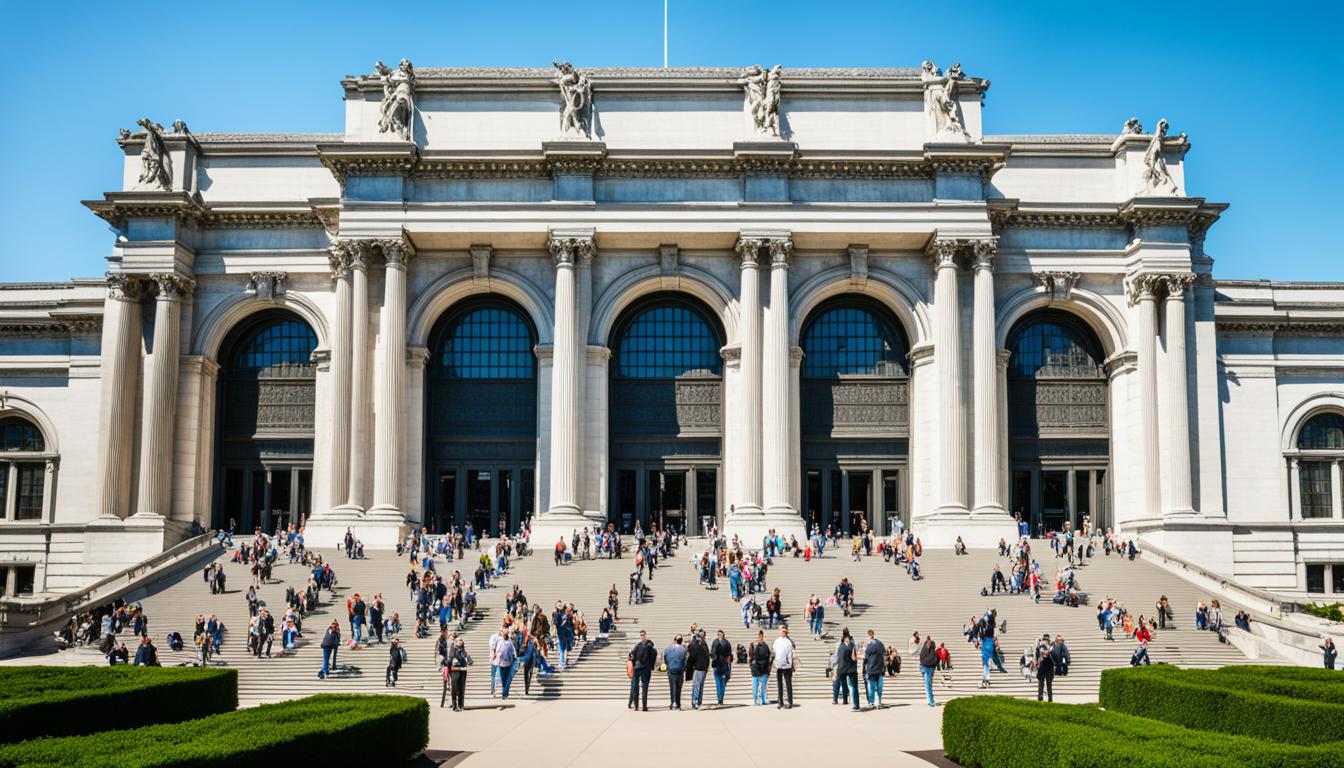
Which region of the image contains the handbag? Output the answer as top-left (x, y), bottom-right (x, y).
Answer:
top-left (626, 659), bottom-right (634, 678)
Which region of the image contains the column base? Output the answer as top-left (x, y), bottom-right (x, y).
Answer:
top-left (724, 507), bottom-right (806, 549)
top-left (971, 503), bottom-right (1008, 519)
top-left (365, 504), bottom-right (405, 522)
top-left (302, 517), bottom-right (405, 550)
top-left (529, 513), bottom-right (597, 552)
top-left (1165, 507), bottom-right (1198, 518)
top-left (125, 511), bottom-right (167, 526)
top-left (916, 515), bottom-right (1017, 549)
top-left (318, 504), bottom-right (365, 521)
top-left (933, 503), bottom-right (971, 517)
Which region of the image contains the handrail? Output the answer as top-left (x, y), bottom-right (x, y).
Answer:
top-left (0, 532), bottom-right (220, 629)
top-left (1136, 536), bottom-right (1291, 612)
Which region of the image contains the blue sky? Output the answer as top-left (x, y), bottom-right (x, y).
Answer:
top-left (1, 1), bottom-right (1339, 281)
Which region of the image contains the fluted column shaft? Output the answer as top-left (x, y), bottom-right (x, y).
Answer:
top-left (346, 245), bottom-right (371, 509)
top-left (734, 239), bottom-right (764, 514)
top-left (575, 251), bottom-right (593, 513)
top-left (1133, 276), bottom-right (1161, 519)
top-left (762, 239), bottom-right (795, 516)
top-left (371, 241), bottom-right (410, 516)
top-left (932, 240), bottom-right (968, 514)
top-left (546, 237), bottom-right (591, 517)
top-left (95, 276), bottom-right (142, 519)
top-left (327, 248), bottom-right (353, 509)
top-left (134, 274), bottom-right (192, 518)
top-left (1165, 274), bottom-right (1196, 516)
top-left (971, 241), bottom-right (1005, 515)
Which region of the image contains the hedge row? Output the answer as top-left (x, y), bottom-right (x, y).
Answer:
top-left (1099, 665), bottom-right (1344, 745)
top-left (1160, 664), bottom-right (1344, 704)
top-left (942, 696), bottom-right (1344, 768)
top-left (0, 694), bottom-right (429, 768)
top-left (0, 667), bottom-right (237, 744)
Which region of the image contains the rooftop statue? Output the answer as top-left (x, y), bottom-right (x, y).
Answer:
top-left (374, 59), bottom-right (416, 141)
top-left (552, 60), bottom-right (593, 138)
top-left (135, 118), bottom-right (172, 192)
top-left (1122, 117), bottom-right (1144, 135)
top-left (1139, 118), bottom-right (1180, 196)
top-left (737, 64), bottom-right (783, 138)
top-left (921, 61), bottom-right (971, 143)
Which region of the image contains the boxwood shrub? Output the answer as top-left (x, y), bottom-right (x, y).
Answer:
top-left (1100, 665), bottom-right (1344, 744)
top-left (0, 667), bottom-right (237, 744)
top-left (1165, 664), bottom-right (1344, 704)
top-left (0, 694), bottom-right (429, 768)
top-left (943, 696), bottom-right (1344, 768)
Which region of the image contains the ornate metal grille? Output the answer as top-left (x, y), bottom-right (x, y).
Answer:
top-left (221, 317), bottom-right (318, 436)
top-left (800, 299), bottom-right (909, 438)
top-left (1008, 314), bottom-right (1108, 437)
top-left (610, 296), bottom-right (724, 438)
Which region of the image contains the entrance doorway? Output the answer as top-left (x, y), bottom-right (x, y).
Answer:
top-left (434, 465), bottom-right (534, 537)
top-left (803, 466), bottom-right (902, 536)
top-left (1010, 466), bottom-right (1108, 536)
top-left (611, 464), bottom-right (718, 536)
top-left (219, 465), bottom-right (312, 534)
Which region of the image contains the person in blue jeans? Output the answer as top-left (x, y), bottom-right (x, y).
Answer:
top-left (748, 630), bottom-right (771, 704)
top-left (318, 621), bottom-right (340, 679)
top-left (831, 628), bottom-right (859, 711)
top-left (863, 630), bottom-right (885, 709)
top-left (496, 630), bottom-right (517, 698)
top-left (980, 634), bottom-right (996, 688)
top-left (918, 635), bottom-right (939, 706)
top-left (710, 630), bottom-right (734, 705)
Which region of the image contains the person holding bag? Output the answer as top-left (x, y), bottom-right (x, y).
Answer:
top-left (710, 629), bottom-right (733, 706)
top-left (444, 636), bottom-right (473, 711)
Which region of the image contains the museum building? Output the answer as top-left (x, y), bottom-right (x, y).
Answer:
top-left (0, 61), bottom-right (1341, 601)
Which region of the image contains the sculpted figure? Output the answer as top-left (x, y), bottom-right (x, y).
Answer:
top-left (136, 118), bottom-right (172, 191)
top-left (1122, 117), bottom-right (1144, 135)
top-left (170, 119), bottom-right (190, 135)
top-left (921, 61), bottom-right (971, 142)
top-left (737, 64), bottom-right (783, 137)
top-left (1139, 118), bottom-right (1179, 195)
top-left (552, 60), bottom-right (593, 138)
top-left (374, 59), bottom-right (416, 141)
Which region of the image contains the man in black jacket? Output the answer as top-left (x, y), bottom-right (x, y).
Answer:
top-left (1049, 635), bottom-right (1071, 676)
top-left (628, 629), bottom-right (657, 711)
top-left (710, 630), bottom-right (733, 706)
top-left (863, 629), bottom-right (885, 709)
top-left (832, 628), bottom-right (859, 711)
top-left (1036, 641), bottom-right (1056, 701)
top-left (318, 620), bottom-right (340, 679)
top-left (687, 631), bottom-right (711, 709)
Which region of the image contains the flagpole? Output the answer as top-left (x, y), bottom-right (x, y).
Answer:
top-left (663, 0), bottom-right (668, 68)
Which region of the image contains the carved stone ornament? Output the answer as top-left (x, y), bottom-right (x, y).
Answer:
top-left (170, 119), bottom-right (190, 135)
top-left (548, 236), bottom-right (595, 267)
top-left (1122, 117), bottom-right (1143, 135)
top-left (928, 238), bottom-right (961, 269)
top-left (376, 237), bottom-right (413, 268)
top-left (767, 237), bottom-right (793, 266)
top-left (971, 239), bottom-right (996, 270)
top-left (1138, 118), bottom-right (1180, 196)
top-left (737, 64), bottom-right (783, 137)
top-left (551, 60), bottom-right (593, 138)
top-left (374, 59), bottom-right (416, 141)
top-left (328, 242), bottom-right (354, 280)
top-left (659, 245), bottom-right (679, 276)
top-left (1034, 270), bottom-right (1081, 299)
top-left (1124, 274), bottom-right (1161, 306)
top-left (149, 273), bottom-right (196, 300)
top-left (247, 271), bottom-right (288, 300)
top-left (848, 245), bottom-right (869, 285)
top-left (470, 245), bottom-right (492, 279)
top-left (135, 118), bottom-right (173, 191)
top-left (1162, 272), bottom-right (1196, 298)
top-left (106, 273), bottom-right (144, 302)
top-left (735, 237), bottom-right (765, 266)
top-left (920, 62), bottom-right (971, 143)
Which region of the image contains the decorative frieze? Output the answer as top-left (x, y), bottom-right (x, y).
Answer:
top-left (149, 273), bottom-right (196, 300)
top-left (1033, 271), bottom-right (1081, 299)
top-left (246, 271), bottom-right (288, 300)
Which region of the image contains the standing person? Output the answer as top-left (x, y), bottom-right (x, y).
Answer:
top-left (445, 636), bottom-right (473, 710)
top-left (979, 633), bottom-right (995, 689)
top-left (496, 630), bottom-right (517, 699)
top-left (749, 629), bottom-right (772, 705)
top-left (318, 620), bottom-right (340, 680)
top-left (487, 627), bottom-right (503, 697)
top-left (663, 634), bottom-right (688, 710)
top-left (710, 629), bottom-right (733, 706)
top-left (1036, 640), bottom-right (1056, 701)
top-left (863, 629), bottom-right (885, 709)
top-left (832, 628), bottom-right (859, 711)
top-left (628, 630), bottom-right (656, 711)
top-left (386, 638), bottom-right (406, 687)
top-left (918, 635), bottom-right (939, 707)
top-left (772, 626), bottom-right (796, 709)
top-left (1050, 635), bottom-right (1071, 677)
top-left (1322, 637), bottom-right (1338, 670)
top-left (687, 631), bottom-right (711, 710)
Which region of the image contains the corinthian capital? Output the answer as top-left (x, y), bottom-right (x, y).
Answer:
top-left (378, 237), bottom-right (414, 269)
top-left (1162, 272), bottom-right (1196, 298)
top-left (106, 273), bottom-right (144, 302)
top-left (1124, 273), bottom-right (1160, 306)
top-left (150, 273), bottom-right (196, 300)
top-left (548, 236), bottom-right (595, 268)
top-left (347, 240), bottom-right (373, 271)
top-left (328, 242), bottom-right (354, 279)
top-left (735, 237), bottom-right (766, 266)
top-left (767, 238), bottom-right (793, 267)
top-left (928, 238), bottom-right (960, 270)
top-left (971, 238), bottom-right (996, 271)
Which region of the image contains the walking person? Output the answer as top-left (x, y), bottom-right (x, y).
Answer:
top-left (1322, 637), bottom-right (1338, 670)
top-left (628, 629), bottom-right (656, 711)
top-left (386, 637), bottom-right (406, 687)
top-left (918, 635), bottom-right (938, 707)
top-left (772, 626), bottom-right (796, 709)
top-left (832, 628), bottom-right (859, 711)
top-left (863, 629), bottom-right (885, 709)
top-left (749, 629), bottom-right (771, 705)
top-left (710, 629), bottom-right (733, 706)
top-left (318, 620), bottom-right (340, 680)
top-left (687, 631), bottom-right (711, 710)
top-left (445, 636), bottom-right (473, 710)
top-left (663, 634), bottom-right (688, 710)
top-left (1036, 640), bottom-right (1056, 701)
top-left (496, 630), bottom-right (517, 699)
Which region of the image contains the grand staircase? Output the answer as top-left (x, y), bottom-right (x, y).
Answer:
top-left (21, 538), bottom-right (1278, 706)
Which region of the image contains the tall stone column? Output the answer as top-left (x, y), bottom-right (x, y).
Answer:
top-left (971, 240), bottom-right (1006, 516)
top-left (932, 239), bottom-right (968, 516)
top-left (1130, 275), bottom-right (1162, 519)
top-left (370, 239), bottom-right (412, 519)
top-left (346, 243), bottom-right (371, 511)
top-left (762, 238), bottom-right (797, 524)
top-left (1164, 274), bottom-right (1196, 517)
top-left (574, 248), bottom-right (594, 516)
top-left (94, 275), bottom-right (143, 519)
top-left (133, 273), bottom-right (194, 519)
top-left (325, 244), bottom-right (354, 514)
top-left (541, 235), bottom-right (593, 532)
top-left (730, 238), bottom-right (764, 521)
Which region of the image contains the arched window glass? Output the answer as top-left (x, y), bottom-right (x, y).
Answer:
top-left (1008, 316), bottom-right (1104, 379)
top-left (1299, 412), bottom-right (1344, 451)
top-left (800, 303), bottom-right (907, 378)
top-left (438, 306), bottom-right (535, 380)
top-left (0, 417), bottom-right (44, 452)
top-left (232, 319), bottom-right (317, 374)
top-left (615, 303), bottom-right (722, 379)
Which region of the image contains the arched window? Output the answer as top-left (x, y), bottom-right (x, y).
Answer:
top-left (1297, 411), bottom-right (1344, 520)
top-left (1008, 315), bottom-right (1104, 379)
top-left (613, 301), bottom-right (722, 379)
top-left (801, 302), bottom-right (908, 378)
top-left (231, 319), bottom-right (317, 374)
top-left (0, 415), bottom-right (49, 522)
top-left (436, 305), bottom-right (536, 380)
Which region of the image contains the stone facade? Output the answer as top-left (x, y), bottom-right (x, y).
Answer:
top-left (0, 64), bottom-right (1341, 600)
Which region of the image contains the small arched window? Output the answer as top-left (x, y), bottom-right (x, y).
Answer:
top-left (1008, 314), bottom-right (1104, 380)
top-left (435, 305), bottom-right (536, 380)
top-left (0, 417), bottom-right (44, 452)
top-left (231, 319), bottom-right (317, 375)
top-left (800, 301), bottom-right (908, 378)
top-left (1299, 412), bottom-right (1344, 451)
top-left (0, 416), bottom-right (48, 522)
top-left (613, 300), bottom-right (722, 379)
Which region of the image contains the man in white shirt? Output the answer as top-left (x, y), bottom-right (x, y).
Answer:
top-left (772, 626), bottom-right (796, 708)
top-left (488, 629), bottom-right (503, 697)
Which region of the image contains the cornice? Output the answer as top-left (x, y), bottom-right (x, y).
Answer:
top-left (988, 198), bottom-right (1226, 238)
top-left (0, 317), bottom-right (101, 336)
top-left (1217, 320), bottom-right (1344, 336)
top-left (85, 194), bottom-right (325, 231)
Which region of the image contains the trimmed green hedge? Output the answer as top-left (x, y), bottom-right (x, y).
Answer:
top-left (1100, 665), bottom-right (1344, 744)
top-left (0, 667), bottom-right (237, 744)
top-left (0, 694), bottom-right (429, 768)
top-left (943, 696), bottom-right (1344, 768)
top-left (1165, 664), bottom-right (1344, 704)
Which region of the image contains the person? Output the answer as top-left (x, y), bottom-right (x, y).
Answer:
top-left (832, 628), bottom-right (859, 710)
top-left (133, 634), bottom-right (160, 667)
top-left (1156, 595), bottom-right (1171, 629)
top-left (749, 629), bottom-right (772, 705)
top-left (1322, 637), bottom-right (1338, 670)
top-left (663, 634), bottom-right (688, 710)
top-left (772, 626), bottom-right (796, 709)
top-left (496, 629), bottom-right (517, 698)
top-left (445, 636), bottom-right (473, 710)
top-left (710, 629), bottom-right (733, 706)
top-left (318, 620), bottom-right (340, 679)
top-left (487, 628), bottom-right (503, 697)
top-left (687, 631), bottom-right (711, 710)
top-left (1130, 640), bottom-right (1151, 666)
top-left (1050, 635), bottom-right (1071, 677)
top-left (628, 629), bottom-right (657, 711)
top-left (386, 638), bottom-right (406, 687)
top-left (863, 629), bottom-right (885, 709)
top-left (1036, 641), bottom-right (1056, 701)
top-left (919, 635), bottom-right (939, 707)
top-left (1235, 609), bottom-right (1252, 632)
top-left (979, 633), bottom-right (995, 689)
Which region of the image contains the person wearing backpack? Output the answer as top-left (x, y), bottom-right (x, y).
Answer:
top-left (710, 629), bottom-right (733, 706)
top-left (748, 629), bottom-right (772, 705)
top-left (831, 628), bottom-right (859, 710)
top-left (918, 635), bottom-right (939, 707)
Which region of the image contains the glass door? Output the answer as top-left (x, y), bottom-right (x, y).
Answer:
top-left (1041, 470), bottom-right (1068, 534)
top-left (467, 470), bottom-right (491, 538)
top-left (649, 469), bottom-right (687, 534)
